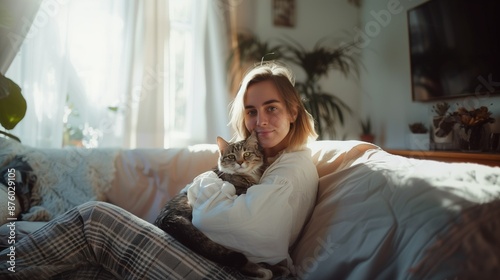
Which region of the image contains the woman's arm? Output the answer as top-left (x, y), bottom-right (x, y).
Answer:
top-left (186, 149), bottom-right (319, 265)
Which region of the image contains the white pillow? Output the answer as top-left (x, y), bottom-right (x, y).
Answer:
top-left (106, 145), bottom-right (219, 223)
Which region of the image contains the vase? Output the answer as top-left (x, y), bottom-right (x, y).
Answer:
top-left (434, 132), bottom-right (453, 143)
top-left (489, 133), bottom-right (500, 152)
top-left (458, 125), bottom-right (486, 152)
top-left (430, 116), bottom-right (455, 150)
top-left (360, 134), bottom-right (375, 143)
top-left (408, 133), bottom-right (429, 150)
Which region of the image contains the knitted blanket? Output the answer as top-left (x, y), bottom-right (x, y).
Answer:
top-left (0, 138), bottom-right (118, 221)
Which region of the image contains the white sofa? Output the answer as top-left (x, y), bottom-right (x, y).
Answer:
top-left (1, 138), bottom-right (499, 279)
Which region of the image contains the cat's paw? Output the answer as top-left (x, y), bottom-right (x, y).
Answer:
top-left (270, 265), bottom-right (290, 278)
top-left (248, 267), bottom-right (272, 280)
top-left (241, 261), bottom-right (273, 280)
top-left (257, 261), bottom-right (290, 278)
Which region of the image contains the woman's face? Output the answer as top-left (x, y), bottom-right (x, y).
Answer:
top-left (244, 80), bottom-right (296, 157)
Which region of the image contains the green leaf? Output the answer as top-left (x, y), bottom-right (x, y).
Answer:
top-left (0, 74), bottom-right (27, 130)
top-left (107, 106), bottom-right (119, 112)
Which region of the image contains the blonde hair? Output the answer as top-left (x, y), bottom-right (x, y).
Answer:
top-left (228, 62), bottom-right (317, 152)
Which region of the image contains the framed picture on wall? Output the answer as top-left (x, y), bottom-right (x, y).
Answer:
top-left (273, 0), bottom-right (296, 27)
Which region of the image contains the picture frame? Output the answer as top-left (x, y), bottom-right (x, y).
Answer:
top-left (273, 0), bottom-right (296, 27)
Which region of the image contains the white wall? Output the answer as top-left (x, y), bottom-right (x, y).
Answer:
top-left (359, 0), bottom-right (428, 148)
top-left (236, 0), bottom-right (500, 148)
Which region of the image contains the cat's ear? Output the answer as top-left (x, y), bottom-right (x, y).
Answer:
top-left (216, 136), bottom-right (229, 152)
top-left (246, 131), bottom-right (259, 145)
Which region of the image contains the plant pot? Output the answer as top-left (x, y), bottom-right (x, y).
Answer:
top-left (430, 115), bottom-right (457, 150)
top-left (360, 134), bottom-right (375, 143)
top-left (433, 131), bottom-right (453, 143)
top-left (432, 131), bottom-right (455, 150)
top-left (408, 133), bottom-right (429, 150)
top-left (458, 125), bottom-right (487, 152)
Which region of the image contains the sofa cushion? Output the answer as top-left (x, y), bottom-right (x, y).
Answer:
top-left (308, 140), bottom-right (379, 177)
top-left (107, 144), bottom-right (219, 222)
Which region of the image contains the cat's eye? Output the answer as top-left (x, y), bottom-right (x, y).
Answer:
top-left (243, 152), bottom-right (251, 157)
top-left (226, 155), bottom-right (236, 160)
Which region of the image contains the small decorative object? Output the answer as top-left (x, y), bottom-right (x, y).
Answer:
top-left (273, 0), bottom-right (296, 27)
top-left (409, 122), bottom-right (429, 134)
top-left (359, 117), bottom-right (375, 143)
top-left (431, 102), bottom-right (456, 149)
top-left (489, 132), bottom-right (500, 152)
top-left (408, 122), bottom-right (429, 150)
top-left (451, 105), bottom-right (495, 152)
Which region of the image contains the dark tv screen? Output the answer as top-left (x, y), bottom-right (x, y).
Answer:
top-left (407, 0), bottom-right (500, 102)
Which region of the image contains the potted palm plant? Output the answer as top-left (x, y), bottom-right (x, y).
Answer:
top-left (0, 73), bottom-right (26, 142)
top-left (451, 105), bottom-right (495, 152)
top-left (431, 102), bottom-right (455, 141)
top-left (430, 102), bottom-right (456, 150)
top-left (228, 32), bottom-right (360, 139)
top-left (280, 36), bottom-right (359, 139)
top-left (227, 31), bottom-right (285, 94)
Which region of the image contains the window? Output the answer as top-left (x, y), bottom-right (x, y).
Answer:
top-left (7, 0), bottom-right (129, 148)
top-left (6, 0), bottom-right (203, 147)
top-left (164, 0), bottom-right (195, 147)
top-left (6, 0), bottom-right (229, 148)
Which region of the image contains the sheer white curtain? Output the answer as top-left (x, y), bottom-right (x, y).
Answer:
top-left (125, 0), bottom-right (232, 148)
top-left (5, 0), bottom-right (73, 148)
top-left (126, 0), bottom-right (167, 148)
top-left (0, 0), bottom-right (42, 73)
top-left (5, 0), bottom-right (231, 148)
top-left (160, 0), bottom-right (231, 147)
top-left (193, 0), bottom-right (232, 144)
top-left (7, 0), bottom-right (138, 148)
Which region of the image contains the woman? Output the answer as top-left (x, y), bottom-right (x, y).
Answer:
top-left (0, 62), bottom-right (319, 279)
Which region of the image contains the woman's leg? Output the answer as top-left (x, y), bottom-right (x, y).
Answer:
top-left (0, 201), bottom-right (242, 280)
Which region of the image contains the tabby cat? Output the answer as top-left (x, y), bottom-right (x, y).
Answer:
top-left (154, 132), bottom-right (288, 279)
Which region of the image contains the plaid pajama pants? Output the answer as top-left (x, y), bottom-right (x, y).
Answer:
top-left (0, 201), bottom-right (244, 280)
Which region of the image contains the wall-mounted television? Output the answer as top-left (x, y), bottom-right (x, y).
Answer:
top-left (407, 0), bottom-right (500, 102)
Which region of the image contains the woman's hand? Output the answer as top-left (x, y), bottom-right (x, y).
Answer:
top-left (186, 171), bottom-right (237, 209)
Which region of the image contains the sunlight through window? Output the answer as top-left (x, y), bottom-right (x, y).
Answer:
top-left (165, 0), bottom-right (194, 147)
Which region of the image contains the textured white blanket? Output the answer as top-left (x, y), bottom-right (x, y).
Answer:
top-left (0, 139), bottom-right (118, 221)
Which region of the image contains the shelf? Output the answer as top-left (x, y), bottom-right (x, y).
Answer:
top-left (386, 149), bottom-right (500, 167)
